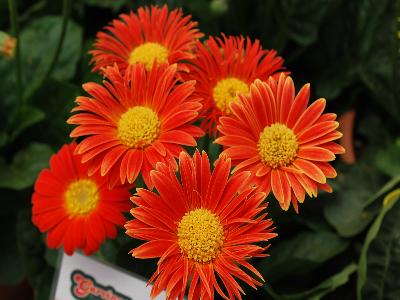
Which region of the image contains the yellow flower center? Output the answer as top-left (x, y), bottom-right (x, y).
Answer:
top-left (212, 77), bottom-right (249, 114)
top-left (258, 123), bottom-right (298, 168)
top-left (128, 42), bottom-right (169, 70)
top-left (117, 106), bottom-right (160, 149)
top-left (65, 179), bottom-right (99, 216)
top-left (177, 208), bottom-right (224, 263)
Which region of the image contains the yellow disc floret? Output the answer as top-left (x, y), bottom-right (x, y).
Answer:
top-left (258, 123), bottom-right (298, 168)
top-left (212, 77), bottom-right (249, 114)
top-left (128, 42), bottom-right (169, 70)
top-left (177, 208), bottom-right (224, 263)
top-left (65, 179), bottom-right (99, 216)
top-left (117, 106), bottom-right (160, 149)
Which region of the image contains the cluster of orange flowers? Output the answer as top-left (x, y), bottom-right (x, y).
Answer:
top-left (32, 5), bottom-right (344, 300)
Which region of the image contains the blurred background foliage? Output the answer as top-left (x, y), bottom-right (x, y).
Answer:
top-left (0, 0), bottom-right (399, 299)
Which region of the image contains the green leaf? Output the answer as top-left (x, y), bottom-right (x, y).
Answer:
top-left (357, 189), bottom-right (400, 300)
top-left (376, 139), bottom-right (400, 178)
top-left (98, 239), bottom-right (119, 263)
top-left (0, 131), bottom-right (7, 148)
top-left (364, 176), bottom-right (400, 208)
top-left (82, 0), bottom-right (126, 11)
top-left (258, 230), bottom-right (349, 282)
top-left (356, 0), bottom-right (390, 58)
top-left (16, 206), bottom-right (54, 293)
top-left (44, 248), bottom-right (59, 268)
top-left (195, 135), bottom-right (208, 152)
top-left (264, 263), bottom-right (357, 300)
top-left (33, 79), bottom-right (80, 147)
top-left (324, 163), bottom-right (381, 237)
top-left (34, 270), bottom-right (54, 300)
top-left (0, 143), bottom-right (53, 190)
top-left (277, 0), bottom-right (339, 47)
top-left (356, 1), bottom-right (399, 119)
top-left (315, 61), bottom-right (357, 100)
top-left (0, 58), bottom-right (19, 125)
top-left (208, 140), bottom-right (221, 164)
top-left (9, 106), bottom-right (45, 141)
top-left (20, 16), bottom-right (82, 96)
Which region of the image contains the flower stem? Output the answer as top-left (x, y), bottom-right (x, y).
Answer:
top-left (43, 0), bottom-right (72, 81)
top-left (23, 0), bottom-right (72, 101)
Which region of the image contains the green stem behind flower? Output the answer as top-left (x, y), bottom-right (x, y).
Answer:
top-left (23, 0), bottom-right (72, 102)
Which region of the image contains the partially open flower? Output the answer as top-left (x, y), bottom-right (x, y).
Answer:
top-left (0, 31), bottom-right (16, 58)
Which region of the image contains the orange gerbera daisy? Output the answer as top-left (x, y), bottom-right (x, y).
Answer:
top-left (215, 74), bottom-right (345, 212)
top-left (68, 63), bottom-right (203, 188)
top-left (125, 150), bottom-right (276, 300)
top-left (32, 143), bottom-right (131, 255)
top-left (187, 34), bottom-right (286, 135)
top-left (90, 5), bottom-right (203, 74)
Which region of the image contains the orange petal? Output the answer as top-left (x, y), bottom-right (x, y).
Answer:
top-left (159, 130), bottom-right (197, 146)
top-left (286, 83), bottom-right (310, 128)
top-left (100, 145), bottom-right (127, 176)
top-left (297, 146), bottom-right (335, 161)
top-left (131, 240), bottom-right (172, 258)
top-left (319, 182), bottom-right (333, 193)
top-left (223, 146), bottom-right (258, 160)
top-left (214, 135), bottom-right (256, 147)
top-left (313, 162), bottom-right (337, 178)
top-left (319, 142), bottom-right (345, 154)
top-left (293, 98), bottom-right (326, 133)
top-left (280, 76), bottom-right (295, 123)
top-left (297, 121), bottom-right (339, 144)
top-left (256, 164), bottom-right (271, 177)
top-left (232, 156), bottom-right (260, 173)
top-left (291, 191), bottom-right (299, 213)
top-left (302, 131), bottom-right (343, 147)
top-left (293, 158), bottom-right (326, 184)
top-left (126, 150), bottom-right (143, 183)
top-left (81, 140), bottom-right (120, 163)
top-left (271, 169), bottom-right (290, 206)
top-left (286, 172), bottom-right (305, 203)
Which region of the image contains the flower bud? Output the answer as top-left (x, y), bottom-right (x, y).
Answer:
top-left (0, 31), bottom-right (16, 58)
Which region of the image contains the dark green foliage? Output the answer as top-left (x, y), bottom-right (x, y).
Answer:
top-left (0, 0), bottom-right (398, 299)
top-left (0, 143), bottom-right (53, 190)
top-left (357, 189), bottom-right (400, 300)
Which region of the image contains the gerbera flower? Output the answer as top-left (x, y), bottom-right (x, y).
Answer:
top-left (90, 5), bottom-right (203, 74)
top-left (32, 143), bottom-right (131, 255)
top-left (68, 63), bottom-right (203, 188)
top-left (215, 74), bottom-right (345, 212)
top-left (187, 34), bottom-right (286, 135)
top-left (125, 150), bottom-right (276, 300)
